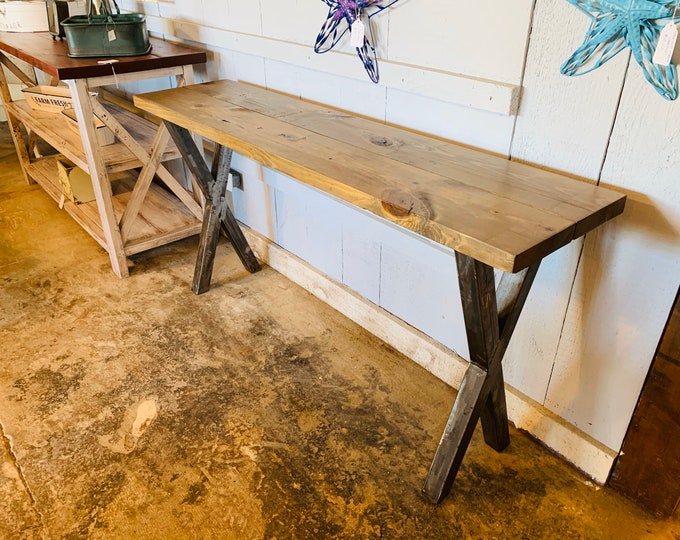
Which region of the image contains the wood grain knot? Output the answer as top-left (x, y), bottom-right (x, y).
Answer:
top-left (380, 188), bottom-right (430, 219)
top-left (370, 136), bottom-right (394, 147)
top-left (278, 133), bottom-right (306, 142)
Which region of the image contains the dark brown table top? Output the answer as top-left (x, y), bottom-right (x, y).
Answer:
top-left (0, 31), bottom-right (206, 80)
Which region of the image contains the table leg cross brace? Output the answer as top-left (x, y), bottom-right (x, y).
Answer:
top-left (423, 253), bottom-right (540, 503)
top-left (163, 121), bottom-right (261, 294)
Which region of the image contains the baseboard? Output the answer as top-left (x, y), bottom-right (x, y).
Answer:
top-left (242, 228), bottom-right (618, 484)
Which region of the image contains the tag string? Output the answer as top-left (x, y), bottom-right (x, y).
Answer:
top-left (97, 59), bottom-right (119, 88)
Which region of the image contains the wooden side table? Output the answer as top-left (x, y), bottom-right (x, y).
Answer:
top-left (0, 32), bottom-right (208, 278)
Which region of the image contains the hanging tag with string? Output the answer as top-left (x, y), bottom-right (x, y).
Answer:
top-left (350, 9), bottom-right (365, 48)
top-left (653, 2), bottom-right (678, 66)
top-left (107, 18), bottom-right (117, 41)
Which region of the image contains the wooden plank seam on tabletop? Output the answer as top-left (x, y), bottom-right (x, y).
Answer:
top-left (146, 80), bottom-right (621, 219)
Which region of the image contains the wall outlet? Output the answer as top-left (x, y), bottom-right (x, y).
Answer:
top-left (229, 168), bottom-right (243, 190)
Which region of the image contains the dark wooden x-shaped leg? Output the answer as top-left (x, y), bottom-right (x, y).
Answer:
top-left (423, 253), bottom-right (540, 503)
top-left (164, 121), bottom-right (261, 294)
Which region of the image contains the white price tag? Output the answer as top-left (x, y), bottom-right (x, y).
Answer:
top-left (350, 19), bottom-right (365, 48)
top-left (108, 28), bottom-right (117, 42)
top-left (653, 23), bottom-right (677, 66)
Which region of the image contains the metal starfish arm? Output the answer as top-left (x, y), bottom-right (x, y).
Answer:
top-left (314, 4), bottom-right (352, 54)
top-left (313, 0), bottom-right (404, 83)
top-left (561, 14), bottom-right (627, 75)
top-left (567, 0), bottom-right (673, 17)
top-left (562, 0), bottom-right (678, 99)
top-left (365, 0), bottom-right (403, 18)
top-left (357, 35), bottom-right (380, 83)
top-left (361, 0), bottom-right (402, 82)
top-left (571, 1), bottom-right (606, 16)
top-left (635, 19), bottom-right (678, 99)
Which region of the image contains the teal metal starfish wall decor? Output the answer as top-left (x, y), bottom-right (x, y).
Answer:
top-left (561, 0), bottom-right (679, 100)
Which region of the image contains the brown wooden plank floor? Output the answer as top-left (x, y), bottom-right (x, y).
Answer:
top-left (0, 130), bottom-right (678, 539)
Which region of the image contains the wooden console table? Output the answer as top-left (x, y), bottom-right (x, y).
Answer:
top-left (0, 32), bottom-right (207, 278)
top-left (134, 80), bottom-right (626, 502)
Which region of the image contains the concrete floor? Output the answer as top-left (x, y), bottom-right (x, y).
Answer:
top-left (0, 128), bottom-right (679, 539)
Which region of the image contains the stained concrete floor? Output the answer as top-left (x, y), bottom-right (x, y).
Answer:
top-left (0, 128), bottom-right (679, 539)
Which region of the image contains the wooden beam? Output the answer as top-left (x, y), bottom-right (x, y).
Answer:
top-left (456, 254), bottom-right (499, 368)
top-left (0, 51), bottom-right (36, 87)
top-left (422, 363), bottom-right (488, 503)
top-left (0, 53), bottom-right (33, 184)
top-left (119, 124), bottom-right (171, 242)
top-left (164, 121), bottom-right (261, 293)
top-left (423, 256), bottom-right (541, 503)
top-left (90, 99), bottom-right (203, 221)
top-left (67, 78), bottom-right (129, 278)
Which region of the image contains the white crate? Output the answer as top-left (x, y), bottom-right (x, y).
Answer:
top-left (61, 108), bottom-right (116, 146)
top-left (0, 1), bottom-right (49, 32)
top-left (22, 85), bottom-right (74, 113)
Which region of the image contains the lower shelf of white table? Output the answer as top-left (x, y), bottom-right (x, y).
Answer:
top-left (26, 157), bottom-right (202, 256)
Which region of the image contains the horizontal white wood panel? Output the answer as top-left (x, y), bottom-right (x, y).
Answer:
top-left (145, 17), bottom-right (519, 115)
top-left (341, 214), bottom-right (382, 306)
top-left (224, 0), bottom-right (264, 36)
top-left (199, 0), bottom-right (229, 29)
top-left (268, 171), bottom-right (344, 284)
top-left (262, 59), bottom-right (388, 120)
top-left (260, 0), bottom-right (327, 46)
top-left (388, 0), bottom-right (534, 85)
top-left (385, 88), bottom-right (517, 155)
top-left (218, 49), bottom-right (267, 87)
top-left (230, 154), bottom-right (276, 239)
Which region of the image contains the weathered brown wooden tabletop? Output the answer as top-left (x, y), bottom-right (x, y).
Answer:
top-left (134, 79), bottom-right (625, 273)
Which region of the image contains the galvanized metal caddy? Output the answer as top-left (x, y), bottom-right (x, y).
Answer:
top-left (61, 0), bottom-right (151, 58)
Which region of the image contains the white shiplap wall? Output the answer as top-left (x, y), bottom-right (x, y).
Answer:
top-left (111, 0), bottom-right (679, 480)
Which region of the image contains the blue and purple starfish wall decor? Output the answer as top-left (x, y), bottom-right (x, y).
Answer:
top-left (561, 0), bottom-right (680, 100)
top-left (314, 0), bottom-right (403, 83)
